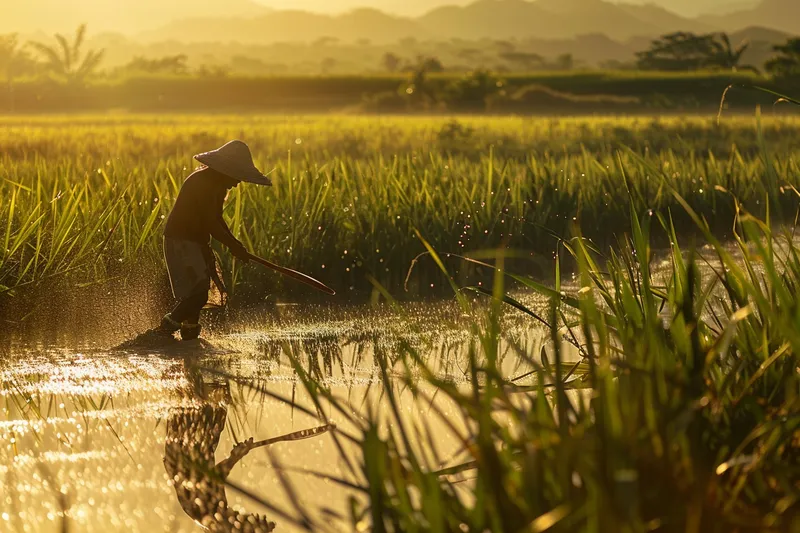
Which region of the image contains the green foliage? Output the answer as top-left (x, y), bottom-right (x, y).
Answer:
top-left (443, 70), bottom-right (505, 112)
top-left (0, 34), bottom-right (37, 82)
top-left (121, 54), bottom-right (189, 76)
top-left (2, 114), bottom-right (800, 306)
top-left (410, 55), bottom-right (445, 74)
top-left (637, 32), bottom-right (756, 73)
top-left (28, 24), bottom-right (104, 86)
top-left (765, 38), bottom-right (800, 80)
top-left (382, 52), bottom-right (402, 73)
top-left (0, 70), bottom-right (768, 113)
top-left (499, 51), bottom-right (545, 71)
top-left (270, 201), bottom-right (800, 531)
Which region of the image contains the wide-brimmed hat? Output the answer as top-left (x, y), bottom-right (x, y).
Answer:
top-left (194, 140), bottom-right (272, 186)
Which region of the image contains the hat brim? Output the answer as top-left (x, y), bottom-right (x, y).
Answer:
top-left (195, 153), bottom-right (273, 186)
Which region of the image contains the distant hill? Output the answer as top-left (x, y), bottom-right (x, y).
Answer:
top-left (0, 0), bottom-right (270, 34)
top-left (730, 25), bottom-right (792, 44)
top-left (140, 9), bottom-right (428, 44)
top-left (263, 0), bottom-right (756, 18)
top-left (7, 0), bottom-right (798, 46)
top-left (419, 0), bottom-right (679, 41)
top-left (615, 2), bottom-right (715, 33)
top-left (141, 0), bottom-right (716, 44)
top-left (703, 0), bottom-right (800, 34)
top-left (622, 0), bottom-right (758, 17)
top-left (418, 0), bottom-right (569, 40)
top-left (727, 26), bottom-right (792, 70)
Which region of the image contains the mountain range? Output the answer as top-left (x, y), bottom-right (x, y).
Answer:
top-left (140, 0), bottom-right (799, 44)
top-left (704, 0), bottom-right (800, 34)
top-left (252, 0), bottom-right (756, 18)
top-left (3, 0), bottom-right (798, 42)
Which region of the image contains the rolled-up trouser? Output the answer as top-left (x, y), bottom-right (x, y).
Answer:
top-left (164, 238), bottom-right (211, 325)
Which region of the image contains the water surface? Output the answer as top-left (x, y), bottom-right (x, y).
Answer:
top-left (2, 297), bottom-right (560, 532)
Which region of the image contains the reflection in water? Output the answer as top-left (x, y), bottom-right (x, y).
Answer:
top-left (1, 296), bottom-right (556, 532)
top-left (164, 361), bottom-right (276, 532)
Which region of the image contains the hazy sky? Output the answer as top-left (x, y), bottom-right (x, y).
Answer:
top-left (2, 0), bottom-right (759, 36)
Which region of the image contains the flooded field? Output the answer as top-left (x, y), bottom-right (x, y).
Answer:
top-left (3, 238), bottom-right (787, 532)
top-left (3, 234), bottom-right (799, 532)
top-left (1, 295), bottom-right (568, 533)
top-left (3, 109), bottom-right (798, 530)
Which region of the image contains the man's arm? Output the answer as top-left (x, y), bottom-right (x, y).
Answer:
top-left (209, 214), bottom-right (250, 260)
top-left (206, 189), bottom-right (250, 261)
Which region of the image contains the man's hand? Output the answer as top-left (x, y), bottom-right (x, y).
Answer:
top-left (230, 437), bottom-right (256, 461)
top-left (217, 437), bottom-right (256, 478)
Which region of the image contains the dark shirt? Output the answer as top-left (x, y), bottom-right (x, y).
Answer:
top-left (164, 168), bottom-right (247, 256)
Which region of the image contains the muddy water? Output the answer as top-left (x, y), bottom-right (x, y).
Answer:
top-left (2, 234), bottom-right (764, 533)
top-left (1, 295), bottom-right (569, 533)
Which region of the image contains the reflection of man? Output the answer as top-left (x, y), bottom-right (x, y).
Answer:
top-left (164, 361), bottom-right (275, 532)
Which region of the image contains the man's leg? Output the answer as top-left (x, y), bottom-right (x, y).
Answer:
top-left (156, 313), bottom-right (182, 335)
top-left (167, 290), bottom-right (208, 341)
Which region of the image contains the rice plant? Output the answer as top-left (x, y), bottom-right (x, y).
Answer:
top-left (244, 197), bottom-right (800, 532)
top-left (2, 114), bottom-right (800, 306)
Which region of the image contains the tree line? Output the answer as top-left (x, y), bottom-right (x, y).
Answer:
top-left (634, 31), bottom-right (800, 77)
top-left (0, 25), bottom-right (220, 87)
top-left (2, 25), bottom-right (800, 86)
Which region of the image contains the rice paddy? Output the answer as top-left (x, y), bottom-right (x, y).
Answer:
top-left (2, 113), bottom-right (799, 532)
top-left (3, 113), bottom-right (800, 308)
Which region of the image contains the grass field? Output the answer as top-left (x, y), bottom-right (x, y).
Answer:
top-left (270, 205), bottom-right (800, 532)
top-left (2, 113), bottom-right (800, 308)
top-left (1, 112), bottom-right (799, 531)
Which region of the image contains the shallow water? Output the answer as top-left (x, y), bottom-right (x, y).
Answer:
top-left (2, 234), bottom-right (766, 532)
top-left (1, 295), bottom-right (569, 533)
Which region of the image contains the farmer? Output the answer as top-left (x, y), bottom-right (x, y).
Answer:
top-left (149, 140), bottom-right (271, 342)
top-left (164, 359), bottom-right (276, 532)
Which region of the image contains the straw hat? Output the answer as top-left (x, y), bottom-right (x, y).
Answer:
top-left (194, 140), bottom-right (272, 186)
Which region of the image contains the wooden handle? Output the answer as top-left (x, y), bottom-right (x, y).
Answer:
top-left (249, 424), bottom-right (335, 449)
top-left (248, 254), bottom-right (336, 295)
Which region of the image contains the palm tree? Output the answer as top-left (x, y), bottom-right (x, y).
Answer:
top-left (0, 34), bottom-right (36, 111)
top-left (636, 32), bottom-right (757, 72)
top-left (29, 24), bottom-right (104, 85)
top-left (712, 33), bottom-right (758, 73)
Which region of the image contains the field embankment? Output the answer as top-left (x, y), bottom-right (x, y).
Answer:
top-left (0, 71), bottom-right (789, 114)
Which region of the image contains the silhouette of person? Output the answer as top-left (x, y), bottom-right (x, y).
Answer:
top-left (163, 360), bottom-right (276, 532)
top-left (148, 140), bottom-right (272, 343)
